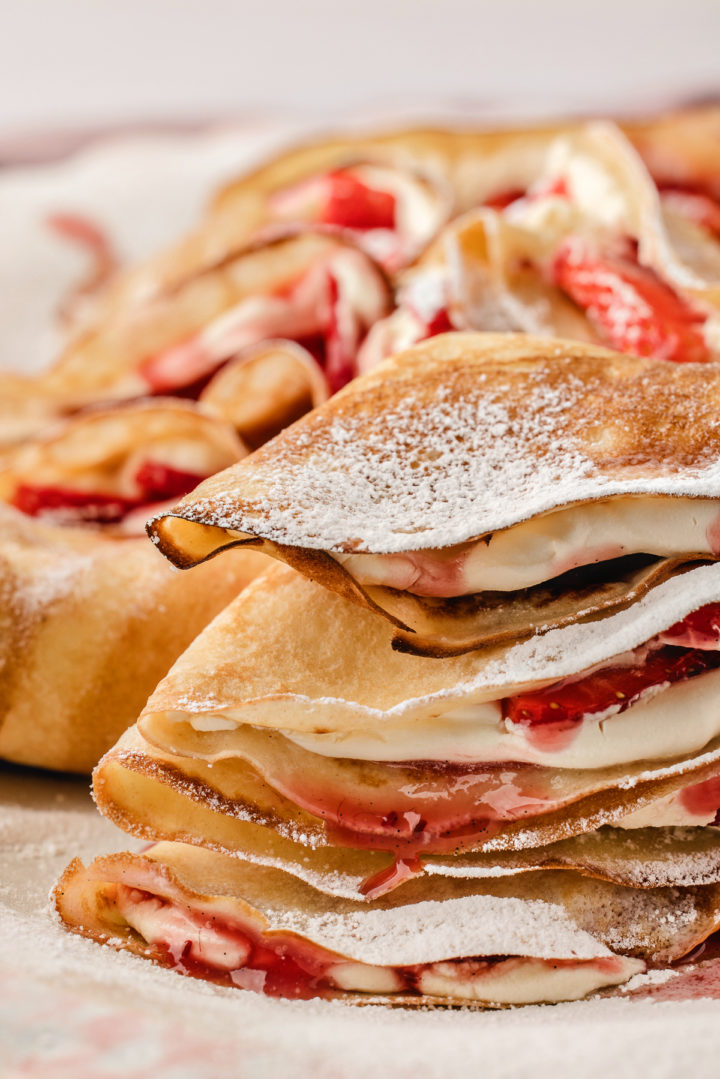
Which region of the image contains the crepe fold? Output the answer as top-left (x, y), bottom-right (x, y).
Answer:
top-left (57, 839), bottom-right (720, 1004)
top-left (148, 333), bottom-right (720, 655)
top-left (2, 229), bottom-right (391, 449)
top-left (0, 401), bottom-right (268, 773)
top-left (84, 106), bottom-right (720, 325)
top-left (78, 563), bottom-right (720, 892)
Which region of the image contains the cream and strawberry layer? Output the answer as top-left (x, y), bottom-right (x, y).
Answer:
top-left (175, 603), bottom-right (720, 875)
top-left (140, 244), bottom-right (389, 398)
top-left (361, 133), bottom-right (720, 372)
top-left (110, 881), bottom-right (640, 1003)
top-left (9, 438), bottom-right (223, 534)
top-left (332, 496), bottom-right (720, 596)
top-left (268, 163), bottom-right (446, 271)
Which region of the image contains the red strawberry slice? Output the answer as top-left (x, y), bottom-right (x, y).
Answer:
top-left (13, 462), bottom-right (207, 526)
top-left (133, 461), bottom-right (207, 503)
top-left (551, 237), bottom-right (710, 363)
top-left (13, 484), bottom-right (136, 524)
top-left (660, 603), bottom-right (720, 649)
top-left (504, 644), bottom-right (720, 731)
top-left (483, 187), bottom-right (526, 211)
top-left (420, 306), bottom-right (454, 339)
top-left (320, 171), bottom-right (396, 231)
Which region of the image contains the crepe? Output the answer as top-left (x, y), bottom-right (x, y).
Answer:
top-left (0, 229), bottom-right (391, 449)
top-left (60, 839), bottom-right (720, 1005)
top-left (84, 106), bottom-right (720, 325)
top-left (198, 339), bottom-right (331, 449)
top-left (80, 561), bottom-right (720, 898)
top-left (355, 121), bottom-right (720, 374)
top-left (0, 401), bottom-right (267, 773)
top-left (0, 397), bottom-right (246, 531)
top-left (148, 332), bottom-right (720, 655)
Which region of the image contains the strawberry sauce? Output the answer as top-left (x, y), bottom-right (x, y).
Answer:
top-left (12, 461), bottom-right (207, 526)
top-left (119, 884), bottom-right (619, 1002)
top-left (256, 603), bottom-right (720, 896)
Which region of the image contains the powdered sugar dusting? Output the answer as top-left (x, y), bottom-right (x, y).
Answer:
top-left (270, 893), bottom-right (612, 965)
top-left (175, 339), bottom-right (720, 552)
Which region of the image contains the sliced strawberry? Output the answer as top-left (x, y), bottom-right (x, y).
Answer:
top-left (420, 306), bottom-right (454, 339)
top-left (533, 176), bottom-right (570, 200)
top-left (483, 177), bottom-right (568, 212)
top-left (13, 463), bottom-right (207, 526)
top-left (551, 237), bottom-right (711, 363)
top-left (13, 483), bottom-right (136, 524)
top-left (660, 603), bottom-right (720, 649)
top-left (483, 187), bottom-right (526, 211)
top-left (320, 171), bottom-right (396, 231)
top-left (134, 461), bottom-right (207, 503)
top-left (504, 645), bottom-right (720, 731)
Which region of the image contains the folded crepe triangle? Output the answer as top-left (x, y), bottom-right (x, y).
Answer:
top-left (149, 332), bottom-right (720, 655)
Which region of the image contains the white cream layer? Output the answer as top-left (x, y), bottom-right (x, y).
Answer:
top-left (416, 955), bottom-right (642, 1004)
top-left (118, 889), bottom-right (640, 1003)
top-left (333, 497), bottom-right (720, 596)
top-left (277, 667), bottom-right (720, 769)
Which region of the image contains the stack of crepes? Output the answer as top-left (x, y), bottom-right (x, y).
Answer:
top-left (55, 332), bottom-right (720, 1006)
top-left (9, 109), bottom-right (720, 776)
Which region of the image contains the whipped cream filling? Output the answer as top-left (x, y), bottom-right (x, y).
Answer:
top-left (332, 497), bottom-right (720, 596)
top-left (280, 667), bottom-right (720, 769)
top-left (416, 955), bottom-right (641, 1004)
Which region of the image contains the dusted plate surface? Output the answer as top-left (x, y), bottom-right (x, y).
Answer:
top-left (4, 764), bottom-right (720, 1079)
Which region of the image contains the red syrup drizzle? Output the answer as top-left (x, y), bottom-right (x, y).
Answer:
top-left (551, 236), bottom-right (711, 363)
top-left (13, 461), bottom-right (207, 526)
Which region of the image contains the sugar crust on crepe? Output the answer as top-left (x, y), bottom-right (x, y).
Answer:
top-left (150, 334), bottom-right (720, 554)
top-left (137, 561), bottom-right (720, 732)
top-left (53, 841), bottom-right (720, 1004)
top-left (149, 334), bottom-right (720, 652)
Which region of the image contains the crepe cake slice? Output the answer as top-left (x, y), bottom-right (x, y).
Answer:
top-left (63, 839), bottom-right (720, 1006)
top-left (148, 332), bottom-right (720, 656)
top-left (90, 560), bottom-right (720, 891)
top-left (0, 401), bottom-right (267, 773)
